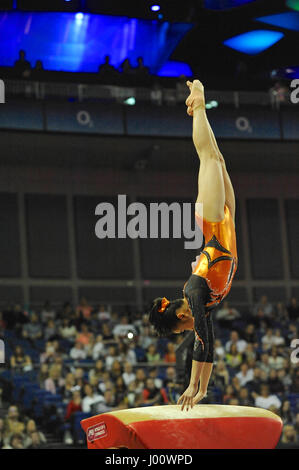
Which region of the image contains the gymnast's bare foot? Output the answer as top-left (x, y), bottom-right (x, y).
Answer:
top-left (185, 80), bottom-right (206, 116)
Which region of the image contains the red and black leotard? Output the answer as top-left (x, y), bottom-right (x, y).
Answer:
top-left (183, 204), bottom-right (238, 363)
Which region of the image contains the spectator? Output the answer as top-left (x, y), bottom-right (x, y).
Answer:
top-left (280, 400), bottom-right (294, 424)
top-left (231, 376), bottom-right (241, 396)
top-left (119, 58), bottom-right (135, 84)
top-left (252, 384), bottom-right (282, 410)
top-left (281, 424), bottom-right (297, 444)
top-left (243, 343), bottom-right (257, 363)
top-left (89, 359), bottom-right (105, 383)
top-left (258, 353), bottom-right (271, 376)
top-left (40, 340), bottom-right (59, 364)
top-left (122, 361), bottom-right (136, 387)
top-left (112, 316), bottom-right (137, 339)
top-left (101, 322), bottom-right (115, 342)
top-left (267, 369), bottom-right (284, 395)
top-left (23, 420), bottom-right (46, 448)
top-left (44, 365), bottom-right (65, 395)
top-left (225, 344), bottom-right (243, 368)
top-left (2, 433), bottom-right (24, 449)
top-left (76, 297), bottom-right (93, 320)
top-left (13, 49), bottom-right (31, 76)
top-left (148, 367), bottom-right (163, 389)
top-left (253, 295), bottom-right (273, 319)
top-left (40, 301), bottom-right (56, 324)
top-left (81, 384), bottom-right (104, 413)
top-left (225, 331), bottom-right (247, 354)
top-left (274, 301), bottom-right (289, 325)
top-left (163, 366), bottom-right (177, 388)
top-left (105, 346), bottom-right (121, 371)
top-left (70, 341), bottom-right (87, 361)
top-left (272, 328), bottom-right (285, 346)
top-left (146, 344), bottom-right (161, 363)
top-left (65, 390), bottom-right (82, 422)
top-left (98, 55), bottom-right (118, 80)
top-left (110, 360), bottom-right (123, 382)
top-left (59, 318), bottom-right (77, 342)
top-left (216, 301), bottom-right (241, 329)
top-left (223, 385), bottom-right (236, 404)
top-left (261, 328), bottom-right (276, 350)
top-left (97, 304), bottom-right (111, 322)
top-left (44, 319), bottom-right (58, 341)
top-left (4, 406), bottom-right (25, 439)
top-left (247, 367), bottom-right (263, 394)
top-left (135, 368), bottom-right (147, 394)
top-left (268, 346), bottom-right (285, 371)
top-left (138, 325), bottom-right (156, 350)
top-left (33, 59), bottom-right (44, 71)
top-left (37, 363), bottom-right (49, 387)
top-left (10, 345), bottom-right (32, 372)
top-left (73, 367), bottom-right (86, 391)
top-left (294, 413), bottom-right (299, 435)
top-left (290, 368), bottom-right (299, 393)
top-left (62, 373), bottom-right (76, 401)
top-left (214, 360), bottom-right (230, 389)
top-left (243, 324), bottom-right (258, 345)
top-left (141, 378), bottom-right (166, 406)
top-left (286, 323), bottom-right (298, 342)
top-left (164, 342), bottom-right (176, 363)
top-left (114, 376), bottom-right (127, 405)
top-left (26, 431), bottom-right (45, 449)
top-left (135, 56), bottom-right (150, 84)
top-left (22, 312), bottom-right (42, 344)
top-left (117, 339), bottom-right (136, 365)
top-left (214, 339), bottom-right (225, 359)
top-left (96, 390), bottom-right (117, 414)
top-left (277, 368), bottom-right (292, 390)
top-left (236, 363), bottom-right (254, 387)
top-left (238, 387), bottom-right (253, 406)
top-left (76, 323), bottom-right (93, 346)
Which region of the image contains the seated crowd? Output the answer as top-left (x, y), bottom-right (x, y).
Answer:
top-left (0, 294), bottom-right (298, 448)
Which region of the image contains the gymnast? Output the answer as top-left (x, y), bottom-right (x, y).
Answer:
top-left (148, 79), bottom-right (238, 411)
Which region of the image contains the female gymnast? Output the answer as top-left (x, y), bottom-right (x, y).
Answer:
top-left (148, 79), bottom-right (238, 411)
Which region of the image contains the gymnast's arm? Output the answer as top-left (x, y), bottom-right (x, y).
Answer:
top-left (188, 293), bottom-right (208, 385)
top-left (177, 281), bottom-right (209, 410)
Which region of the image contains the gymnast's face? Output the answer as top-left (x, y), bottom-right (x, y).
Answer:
top-left (172, 298), bottom-right (194, 334)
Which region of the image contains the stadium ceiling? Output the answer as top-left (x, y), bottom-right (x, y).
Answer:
top-left (0, 1), bottom-right (298, 84)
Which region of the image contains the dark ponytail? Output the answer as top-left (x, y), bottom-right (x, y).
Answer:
top-left (148, 297), bottom-right (184, 336)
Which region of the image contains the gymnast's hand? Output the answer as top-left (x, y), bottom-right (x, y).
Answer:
top-left (185, 79), bottom-right (205, 116)
top-left (193, 389), bottom-right (207, 405)
top-left (177, 383), bottom-right (198, 411)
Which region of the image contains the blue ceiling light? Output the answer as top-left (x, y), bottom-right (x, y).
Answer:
top-left (204, 0), bottom-right (257, 10)
top-left (157, 60), bottom-right (193, 77)
top-left (256, 12), bottom-right (299, 31)
top-left (151, 5), bottom-right (161, 12)
top-left (75, 12), bottom-right (84, 21)
top-left (223, 30), bottom-right (284, 55)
